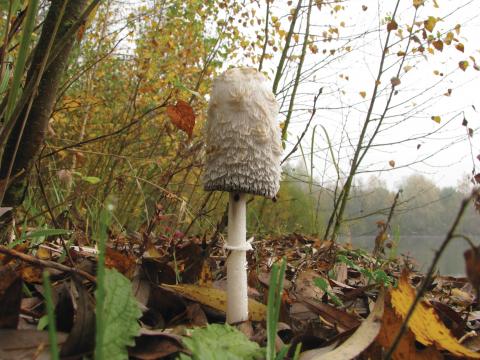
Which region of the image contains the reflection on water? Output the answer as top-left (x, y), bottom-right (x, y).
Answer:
top-left (342, 236), bottom-right (478, 276)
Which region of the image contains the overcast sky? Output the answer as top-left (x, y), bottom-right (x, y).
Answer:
top-left (232, 0), bottom-right (480, 189)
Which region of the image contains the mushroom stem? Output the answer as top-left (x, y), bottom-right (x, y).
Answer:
top-left (226, 192), bottom-right (249, 323)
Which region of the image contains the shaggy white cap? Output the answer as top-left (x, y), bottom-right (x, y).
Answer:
top-left (203, 67), bottom-right (282, 199)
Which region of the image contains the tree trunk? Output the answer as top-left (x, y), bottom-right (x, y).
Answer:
top-left (0, 0), bottom-right (88, 209)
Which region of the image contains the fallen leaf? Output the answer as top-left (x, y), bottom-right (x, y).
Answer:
top-left (390, 271), bottom-right (480, 358)
top-left (105, 248), bottom-right (136, 278)
top-left (0, 266), bottom-right (22, 328)
top-left (0, 329), bottom-right (68, 360)
top-left (299, 296), bottom-right (361, 333)
top-left (299, 289), bottom-right (385, 360)
top-left (160, 283), bottom-right (266, 321)
top-left (377, 294), bottom-right (443, 359)
top-left (465, 246), bottom-right (480, 292)
top-left (166, 100), bottom-right (195, 138)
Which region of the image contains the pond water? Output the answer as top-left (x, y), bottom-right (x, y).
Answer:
top-left (342, 235), bottom-right (479, 276)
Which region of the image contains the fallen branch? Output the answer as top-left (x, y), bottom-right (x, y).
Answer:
top-left (0, 245), bottom-right (96, 283)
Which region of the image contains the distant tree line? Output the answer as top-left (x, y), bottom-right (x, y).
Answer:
top-left (248, 166), bottom-right (479, 238)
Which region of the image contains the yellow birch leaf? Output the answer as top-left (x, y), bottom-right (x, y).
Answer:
top-left (160, 284), bottom-right (267, 321)
top-left (390, 272), bottom-right (480, 358)
top-left (359, 91), bottom-right (367, 98)
top-left (424, 16), bottom-right (437, 33)
top-left (431, 115), bottom-right (441, 123)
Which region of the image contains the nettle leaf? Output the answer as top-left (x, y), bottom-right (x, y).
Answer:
top-left (96, 268), bottom-right (141, 360)
top-left (180, 324), bottom-right (264, 360)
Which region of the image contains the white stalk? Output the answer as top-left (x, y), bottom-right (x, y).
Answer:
top-left (226, 192), bottom-right (248, 323)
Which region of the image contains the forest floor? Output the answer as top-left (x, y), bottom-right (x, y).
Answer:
top-left (1, 230), bottom-right (480, 359)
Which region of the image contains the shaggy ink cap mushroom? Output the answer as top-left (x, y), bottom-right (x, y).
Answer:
top-left (203, 67), bottom-right (282, 199)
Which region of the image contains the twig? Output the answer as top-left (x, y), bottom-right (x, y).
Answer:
top-left (384, 188), bottom-right (479, 359)
top-left (0, 245), bottom-right (96, 283)
top-left (281, 88), bottom-right (322, 165)
top-left (373, 189), bottom-right (401, 255)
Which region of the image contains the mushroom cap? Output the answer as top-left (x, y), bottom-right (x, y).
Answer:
top-left (203, 67), bottom-right (282, 199)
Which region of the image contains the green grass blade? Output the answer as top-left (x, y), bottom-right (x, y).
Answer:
top-left (95, 208), bottom-right (110, 360)
top-left (5, 0), bottom-right (39, 120)
top-left (267, 258), bottom-right (287, 360)
top-left (42, 271), bottom-right (59, 360)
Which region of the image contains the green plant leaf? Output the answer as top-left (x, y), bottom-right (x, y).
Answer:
top-left (19, 228), bottom-right (72, 241)
top-left (95, 268), bottom-right (141, 360)
top-left (82, 176), bottom-right (101, 184)
top-left (180, 324), bottom-right (264, 360)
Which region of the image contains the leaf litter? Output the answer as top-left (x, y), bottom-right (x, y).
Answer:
top-left (1, 223), bottom-right (480, 359)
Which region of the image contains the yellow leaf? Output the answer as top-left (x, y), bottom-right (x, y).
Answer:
top-left (431, 115), bottom-right (441, 123)
top-left (424, 16), bottom-right (437, 33)
top-left (391, 272), bottom-right (480, 358)
top-left (454, 24), bottom-right (461, 35)
top-left (455, 43), bottom-right (465, 53)
top-left (413, 0), bottom-right (425, 8)
top-left (160, 284), bottom-right (267, 321)
top-left (359, 91), bottom-right (367, 98)
top-left (444, 32), bottom-right (454, 45)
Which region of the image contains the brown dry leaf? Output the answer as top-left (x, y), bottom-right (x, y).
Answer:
top-left (295, 270), bottom-right (327, 301)
top-left (300, 289), bottom-right (385, 360)
top-left (359, 91), bottom-right (367, 98)
top-left (432, 39), bottom-right (443, 51)
top-left (456, 43), bottom-right (465, 53)
top-left (0, 329), bottom-right (68, 360)
top-left (387, 20), bottom-right (398, 32)
top-left (390, 77), bottom-right (401, 87)
top-left (105, 248), bottom-right (136, 278)
top-left (388, 160), bottom-right (395, 168)
top-left (20, 265), bottom-right (42, 283)
top-left (377, 294), bottom-right (443, 359)
top-left (465, 246), bottom-right (480, 291)
top-left (198, 260), bottom-right (213, 287)
top-left (160, 283), bottom-right (266, 321)
top-left (166, 100), bottom-right (195, 138)
top-left (300, 296), bottom-right (361, 333)
top-left (390, 271), bottom-right (480, 358)
top-left (459, 60), bottom-right (469, 71)
top-left (0, 265), bottom-right (22, 329)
